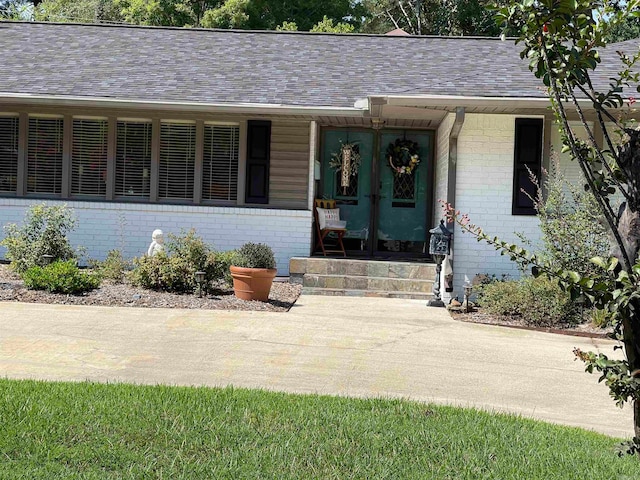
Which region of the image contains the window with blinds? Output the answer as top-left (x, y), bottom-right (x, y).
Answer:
top-left (0, 115), bottom-right (19, 193)
top-left (27, 117), bottom-right (64, 195)
top-left (116, 121), bottom-right (152, 198)
top-left (72, 119), bottom-right (108, 197)
top-left (159, 122), bottom-right (196, 200)
top-left (202, 124), bottom-right (239, 202)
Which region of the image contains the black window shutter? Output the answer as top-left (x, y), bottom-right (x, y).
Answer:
top-left (245, 120), bottom-right (271, 204)
top-left (512, 118), bottom-right (543, 215)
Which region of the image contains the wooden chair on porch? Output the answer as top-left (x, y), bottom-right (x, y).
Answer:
top-left (314, 199), bottom-right (347, 257)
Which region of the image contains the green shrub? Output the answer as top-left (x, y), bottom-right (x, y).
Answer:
top-left (1, 203), bottom-right (78, 274)
top-left (130, 230), bottom-right (227, 292)
top-left (231, 243), bottom-right (276, 269)
top-left (476, 279), bottom-right (522, 316)
top-left (478, 276), bottom-right (580, 326)
top-left (130, 253), bottom-right (195, 292)
top-left (591, 308), bottom-right (613, 329)
top-left (167, 230), bottom-right (210, 273)
top-left (210, 250), bottom-right (236, 286)
top-left (90, 249), bottom-right (131, 283)
top-left (473, 273), bottom-right (510, 301)
top-left (23, 260), bottom-right (100, 294)
top-left (529, 156), bottom-right (610, 279)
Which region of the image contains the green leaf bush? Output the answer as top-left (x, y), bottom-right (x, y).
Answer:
top-left (130, 229), bottom-right (232, 292)
top-left (478, 276), bottom-right (581, 327)
top-left (212, 250), bottom-right (237, 286)
top-left (23, 260), bottom-right (100, 294)
top-left (90, 249), bottom-right (131, 284)
top-left (131, 252), bottom-right (195, 292)
top-left (532, 157), bottom-right (610, 279)
top-left (1, 203), bottom-right (79, 274)
top-left (231, 243), bottom-right (276, 270)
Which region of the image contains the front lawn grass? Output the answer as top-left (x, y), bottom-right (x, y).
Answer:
top-left (1, 379), bottom-right (638, 479)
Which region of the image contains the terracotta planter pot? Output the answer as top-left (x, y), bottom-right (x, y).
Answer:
top-left (230, 265), bottom-right (277, 302)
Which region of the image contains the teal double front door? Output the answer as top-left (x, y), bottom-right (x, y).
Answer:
top-left (320, 128), bottom-right (434, 256)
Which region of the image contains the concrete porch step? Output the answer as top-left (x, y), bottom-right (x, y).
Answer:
top-left (303, 274), bottom-right (434, 294)
top-left (290, 257), bottom-right (437, 300)
top-left (290, 257), bottom-right (436, 281)
top-left (301, 287), bottom-right (434, 300)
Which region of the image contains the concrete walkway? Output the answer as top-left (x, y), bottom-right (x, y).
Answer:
top-left (0, 296), bottom-right (632, 438)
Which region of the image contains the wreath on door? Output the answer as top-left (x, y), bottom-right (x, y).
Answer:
top-left (386, 138), bottom-right (420, 176)
top-left (329, 142), bottom-right (361, 188)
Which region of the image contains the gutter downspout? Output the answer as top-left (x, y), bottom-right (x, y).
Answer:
top-left (444, 107), bottom-right (465, 301)
top-left (447, 107), bottom-right (465, 213)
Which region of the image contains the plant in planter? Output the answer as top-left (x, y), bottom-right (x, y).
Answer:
top-left (230, 243), bottom-right (277, 302)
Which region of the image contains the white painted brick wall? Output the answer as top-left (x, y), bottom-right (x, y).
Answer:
top-left (0, 199), bottom-right (312, 275)
top-left (550, 121), bottom-right (624, 211)
top-left (452, 114), bottom-right (542, 293)
top-left (434, 113), bottom-right (454, 209)
top-left (551, 121), bottom-right (590, 186)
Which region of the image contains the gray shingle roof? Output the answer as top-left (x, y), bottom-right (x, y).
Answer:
top-left (0, 21), bottom-right (635, 108)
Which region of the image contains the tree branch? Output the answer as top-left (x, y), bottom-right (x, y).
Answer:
top-left (396, 0), bottom-right (416, 34)
top-left (539, 35), bottom-right (633, 271)
top-left (575, 83), bottom-right (625, 128)
top-left (565, 81), bottom-right (633, 204)
top-left (384, 8), bottom-right (401, 30)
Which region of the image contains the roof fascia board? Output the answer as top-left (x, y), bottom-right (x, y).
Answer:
top-left (0, 93), bottom-right (366, 117)
top-left (367, 95), bottom-right (595, 110)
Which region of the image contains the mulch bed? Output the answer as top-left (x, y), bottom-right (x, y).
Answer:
top-left (449, 308), bottom-right (613, 339)
top-left (0, 264), bottom-right (301, 312)
top-left (0, 263), bottom-right (616, 335)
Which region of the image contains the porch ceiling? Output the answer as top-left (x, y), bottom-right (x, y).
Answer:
top-left (366, 94), bottom-right (626, 121)
top-left (316, 116), bottom-right (443, 129)
top-left (316, 105), bottom-right (447, 129)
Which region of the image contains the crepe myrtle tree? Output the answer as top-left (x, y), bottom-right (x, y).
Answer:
top-left (444, 0), bottom-right (640, 455)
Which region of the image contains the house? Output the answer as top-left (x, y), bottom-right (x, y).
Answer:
top-left (0, 21), bottom-right (631, 294)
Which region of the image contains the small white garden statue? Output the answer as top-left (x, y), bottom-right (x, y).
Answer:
top-left (147, 229), bottom-right (165, 256)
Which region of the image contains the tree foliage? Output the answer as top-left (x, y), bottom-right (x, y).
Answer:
top-left (201, 0), bottom-right (248, 29)
top-left (361, 0), bottom-right (501, 36)
top-left (34, 0), bottom-right (123, 23)
top-left (241, 0), bottom-right (361, 32)
top-left (605, 9), bottom-right (640, 43)
top-left (115, 0), bottom-right (217, 27)
top-left (6, 0), bottom-right (502, 35)
top-left (309, 15), bottom-right (355, 33)
top-left (113, 0), bottom-right (361, 29)
top-left (444, 0), bottom-right (640, 455)
top-left (0, 0), bottom-right (34, 19)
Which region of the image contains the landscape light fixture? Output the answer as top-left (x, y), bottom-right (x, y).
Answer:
top-left (195, 271), bottom-right (206, 298)
top-left (463, 282), bottom-right (473, 313)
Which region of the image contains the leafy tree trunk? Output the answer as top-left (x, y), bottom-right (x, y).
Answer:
top-left (623, 298), bottom-right (640, 440)
top-left (617, 198), bottom-right (640, 440)
top-left (635, 397), bottom-right (640, 440)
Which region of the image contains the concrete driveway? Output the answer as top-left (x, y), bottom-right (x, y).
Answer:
top-left (0, 296), bottom-right (632, 438)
